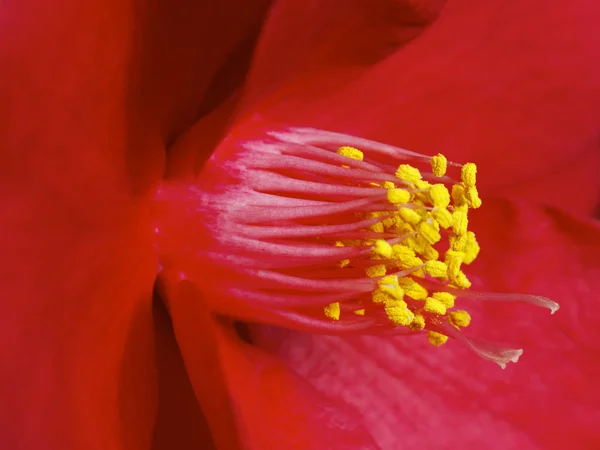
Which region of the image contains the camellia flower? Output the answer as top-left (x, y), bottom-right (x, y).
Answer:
top-left (3, 1), bottom-right (600, 450)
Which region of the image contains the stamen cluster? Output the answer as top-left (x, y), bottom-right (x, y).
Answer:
top-left (154, 126), bottom-right (559, 368)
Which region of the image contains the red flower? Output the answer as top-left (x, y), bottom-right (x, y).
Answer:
top-left (2, 2), bottom-right (600, 450)
top-left (157, 1), bottom-right (600, 448)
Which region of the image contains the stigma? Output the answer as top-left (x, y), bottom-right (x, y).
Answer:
top-left (154, 126), bottom-right (559, 369)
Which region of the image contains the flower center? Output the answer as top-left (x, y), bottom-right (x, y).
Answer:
top-left (321, 144), bottom-right (482, 349)
top-left (155, 125), bottom-right (559, 368)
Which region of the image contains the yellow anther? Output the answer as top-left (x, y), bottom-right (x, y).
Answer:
top-left (354, 309), bottom-right (366, 316)
top-left (432, 292), bottom-right (456, 309)
top-left (387, 188), bottom-right (411, 204)
top-left (384, 300), bottom-right (415, 326)
top-left (396, 164), bottom-right (421, 183)
top-left (391, 244), bottom-right (423, 269)
top-left (452, 210), bottom-right (468, 236)
top-left (429, 184), bottom-right (450, 208)
top-left (381, 181), bottom-right (395, 189)
top-left (463, 231), bottom-right (480, 264)
top-left (461, 162), bottom-right (477, 187)
top-left (369, 221), bottom-right (385, 233)
top-left (378, 274), bottom-right (399, 287)
top-left (414, 179), bottom-right (430, 190)
top-left (337, 146), bottom-right (364, 161)
top-left (399, 207), bottom-right (423, 225)
top-left (409, 313), bottom-right (426, 331)
top-left (449, 233), bottom-right (467, 252)
top-left (424, 297), bottom-right (447, 315)
top-left (403, 236), bottom-right (426, 254)
top-left (417, 221), bottom-right (441, 245)
top-left (324, 302), bottom-right (340, 320)
top-left (448, 310), bottom-right (471, 328)
top-left (445, 250), bottom-right (465, 279)
top-left (424, 260), bottom-right (448, 279)
top-left (373, 239), bottom-right (393, 258)
top-left (420, 245), bottom-right (439, 262)
top-left (451, 184), bottom-right (467, 207)
top-left (334, 241), bottom-right (345, 247)
top-left (379, 284), bottom-right (405, 301)
top-left (432, 207), bottom-right (453, 229)
top-left (372, 289), bottom-right (390, 304)
top-left (366, 264), bottom-right (387, 278)
top-left (465, 186), bottom-right (482, 209)
top-left (398, 277), bottom-right (428, 300)
top-left (428, 331), bottom-right (449, 346)
top-left (451, 271), bottom-right (472, 289)
top-left (431, 154), bottom-right (448, 177)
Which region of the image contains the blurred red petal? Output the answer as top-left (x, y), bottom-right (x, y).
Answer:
top-left (1, 0), bottom-right (272, 447)
top-left (152, 298), bottom-right (216, 450)
top-left (243, 0), bottom-right (600, 214)
top-left (160, 273), bottom-right (379, 450)
top-left (250, 201), bottom-right (600, 449)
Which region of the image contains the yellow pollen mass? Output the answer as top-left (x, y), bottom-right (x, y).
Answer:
top-left (387, 188), bottom-right (411, 204)
top-left (420, 245), bottom-right (439, 261)
top-left (409, 313), bottom-right (426, 331)
top-left (378, 274), bottom-right (400, 287)
top-left (449, 310), bottom-right (471, 328)
top-left (429, 184), bottom-right (450, 208)
top-left (445, 250), bottom-right (464, 279)
top-left (418, 221), bottom-right (442, 245)
top-left (398, 207), bottom-right (423, 225)
top-left (449, 233), bottom-right (467, 252)
top-left (465, 186), bottom-right (482, 209)
top-left (384, 300), bottom-right (415, 326)
top-left (391, 244), bottom-right (423, 270)
top-left (463, 231), bottom-right (480, 264)
top-left (452, 210), bottom-right (468, 236)
top-left (322, 143), bottom-right (485, 348)
top-left (428, 331), bottom-right (449, 346)
top-left (432, 207), bottom-right (453, 229)
top-left (372, 289), bottom-right (390, 304)
top-left (366, 264), bottom-right (387, 278)
top-left (431, 153), bottom-right (448, 177)
top-left (461, 162), bottom-right (477, 187)
top-left (424, 297), bottom-right (447, 315)
top-left (451, 271), bottom-right (472, 289)
top-left (373, 239), bottom-right (393, 258)
top-left (452, 184), bottom-right (467, 207)
top-left (424, 260), bottom-right (448, 279)
top-left (432, 292), bottom-right (456, 309)
top-left (324, 302), bottom-right (341, 320)
top-left (398, 277), bottom-right (428, 300)
top-left (396, 164), bottom-right (421, 183)
top-left (337, 146), bottom-right (364, 161)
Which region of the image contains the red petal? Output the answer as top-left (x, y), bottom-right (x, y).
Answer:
top-left (159, 273), bottom-right (379, 450)
top-left (243, 0), bottom-right (600, 214)
top-left (250, 202), bottom-right (600, 449)
top-left (240, 0), bottom-right (446, 114)
top-left (152, 298), bottom-right (217, 450)
top-left (1, 0), bottom-right (272, 447)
